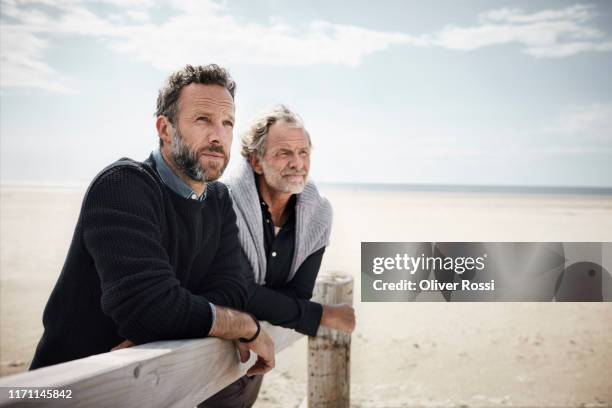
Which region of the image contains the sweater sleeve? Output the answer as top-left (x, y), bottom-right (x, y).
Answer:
top-left (276, 247), bottom-right (325, 300)
top-left (243, 249), bottom-right (324, 336)
top-left (82, 166), bottom-right (214, 344)
top-left (197, 183), bottom-right (248, 310)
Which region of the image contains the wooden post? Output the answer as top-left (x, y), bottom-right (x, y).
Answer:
top-left (308, 273), bottom-right (353, 408)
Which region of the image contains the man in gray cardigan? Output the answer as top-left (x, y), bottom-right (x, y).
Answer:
top-left (202, 106), bottom-right (355, 407)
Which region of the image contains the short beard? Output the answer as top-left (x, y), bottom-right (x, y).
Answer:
top-left (261, 159), bottom-right (307, 194)
top-left (169, 126), bottom-right (227, 182)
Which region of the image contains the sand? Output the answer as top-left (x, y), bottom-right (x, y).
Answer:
top-left (1, 186), bottom-right (612, 407)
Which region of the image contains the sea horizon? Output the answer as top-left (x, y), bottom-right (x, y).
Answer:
top-left (2, 180), bottom-right (612, 196)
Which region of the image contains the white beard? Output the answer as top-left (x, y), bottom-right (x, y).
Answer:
top-left (261, 160), bottom-right (306, 194)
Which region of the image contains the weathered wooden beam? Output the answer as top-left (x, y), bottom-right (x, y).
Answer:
top-left (0, 322), bottom-right (301, 407)
top-left (308, 273), bottom-right (353, 408)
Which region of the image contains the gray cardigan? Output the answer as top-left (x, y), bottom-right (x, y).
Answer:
top-left (222, 158), bottom-right (332, 285)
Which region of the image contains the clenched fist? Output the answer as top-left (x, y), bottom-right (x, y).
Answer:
top-left (320, 304), bottom-right (356, 333)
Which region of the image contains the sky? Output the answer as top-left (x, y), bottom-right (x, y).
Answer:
top-left (1, 0), bottom-right (611, 187)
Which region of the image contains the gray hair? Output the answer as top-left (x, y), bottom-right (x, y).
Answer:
top-left (155, 64), bottom-right (236, 146)
top-left (241, 105), bottom-right (311, 159)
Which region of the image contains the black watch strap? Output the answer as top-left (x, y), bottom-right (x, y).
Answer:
top-left (239, 314), bottom-right (260, 343)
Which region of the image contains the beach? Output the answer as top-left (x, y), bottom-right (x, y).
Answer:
top-left (1, 186), bottom-right (611, 407)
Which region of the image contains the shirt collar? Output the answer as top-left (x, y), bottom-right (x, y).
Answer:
top-left (152, 148), bottom-right (207, 201)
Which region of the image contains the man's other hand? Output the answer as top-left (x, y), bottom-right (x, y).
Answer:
top-left (321, 304), bottom-right (356, 333)
top-left (111, 339), bottom-right (134, 351)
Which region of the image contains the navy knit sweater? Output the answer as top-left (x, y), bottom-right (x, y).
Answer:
top-left (30, 156), bottom-right (247, 369)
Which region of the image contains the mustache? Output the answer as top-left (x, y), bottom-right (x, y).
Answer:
top-left (281, 169), bottom-right (306, 176)
top-left (198, 144), bottom-right (226, 158)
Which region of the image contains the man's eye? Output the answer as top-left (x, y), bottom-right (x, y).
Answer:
top-left (197, 116), bottom-right (210, 122)
top-left (223, 121), bottom-right (234, 127)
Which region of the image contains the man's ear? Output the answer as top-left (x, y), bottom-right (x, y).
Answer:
top-left (156, 116), bottom-right (173, 147)
top-left (249, 154), bottom-right (264, 175)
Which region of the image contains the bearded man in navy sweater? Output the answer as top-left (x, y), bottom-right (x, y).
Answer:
top-left (30, 64), bottom-right (275, 378)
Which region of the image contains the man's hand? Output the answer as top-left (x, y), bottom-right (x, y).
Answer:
top-left (236, 329), bottom-right (275, 377)
top-left (320, 304), bottom-right (356, 333)
top-left (110, 306), bottom-right (276, 378)
top-left (209, 305), bottom-right (276, 376)
top-left (111, 339), bottom-right (134, 351)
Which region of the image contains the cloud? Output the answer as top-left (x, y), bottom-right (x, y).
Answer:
top-left (478, 4), bottom-right (596, 24)
top-left (109, 18), bottom-right (420, 70)
top-left (525, 40), bottom-right (612, 58)
top-left (494, 103), bottom-right (612, 158)
top-left (1, 1), bottom-right (611, 92)
top-left (0, 0), bottom-right (119, 92)
top-left (547, 103), bottom-right (612, 142)
top-left (433, 4), bottom-right (612, 57)
top-left (0, 0), bottom-right (424, 89)
top-left (393, 103), bottom-right (612, 160)
top-left (0, 25), bottom-right (76, 93)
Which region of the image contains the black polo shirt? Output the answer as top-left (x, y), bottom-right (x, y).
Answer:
top-left (242, 187), bottom-right (324, 336)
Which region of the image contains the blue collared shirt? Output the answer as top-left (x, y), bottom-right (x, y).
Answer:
top-left (152, 148), bottom-right (207, 201)
top-left (151, 148), bottom-right (216, 332)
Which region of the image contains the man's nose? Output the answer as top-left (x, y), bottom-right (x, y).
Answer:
top-left (208, 122), bottom-right (225, 144)
top-left (288, 153), bottom-right (304, 169)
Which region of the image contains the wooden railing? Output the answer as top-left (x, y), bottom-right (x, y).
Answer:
top-left (0, 273), bottom-right (353, 408)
